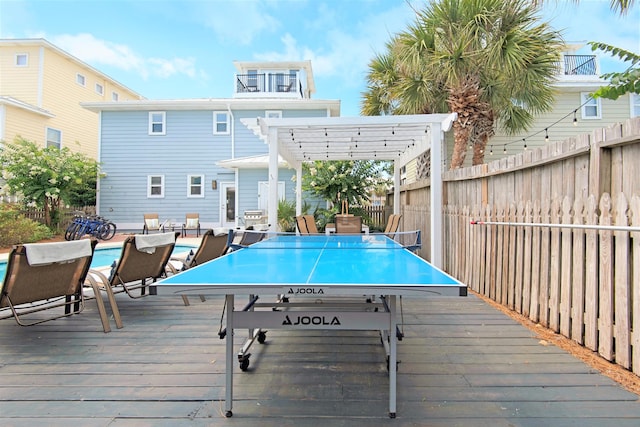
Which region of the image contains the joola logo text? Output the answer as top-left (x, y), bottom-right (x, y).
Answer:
top-left (287, 287), bottom-right (324, 294)
top-left (282, 315), bottom-right (341, 326)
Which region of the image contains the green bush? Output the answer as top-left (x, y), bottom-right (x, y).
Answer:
top-left (0, 204), bottom-right (54, 247)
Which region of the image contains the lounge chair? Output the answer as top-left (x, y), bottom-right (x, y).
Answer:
top-left (182, 213), bottom-right (201, 237)
top-left (384, 214), bottom-right (402, 235)
top-left (295, 215), bottom-right (309, 234)
top-left (142, 213), bottom-right (165, 234)
top-left (295, 214), bottom-right (320, 235)
top-left (0, 239), bottom-right (112, 332)
top-left (335, 215), bottom-right (362, 234)
top-left (169, 229), bottom-right (230, 305)
top-left (85, 231), bottom-right (180, 329)
top-left (227, 227), bottom-right (266, 252)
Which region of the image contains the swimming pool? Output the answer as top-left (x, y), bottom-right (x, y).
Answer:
top-left (0, 244), bottom-right (196, 281)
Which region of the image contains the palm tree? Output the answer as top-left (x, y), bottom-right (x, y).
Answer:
top-left (362, 0), bottom-right (563, 168)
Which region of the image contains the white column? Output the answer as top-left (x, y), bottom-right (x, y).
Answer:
top-left (393, 160), bottom-right (400, 215)
top-left (430, 123), bottom-right (443, 269)
top-left (296, 163), bottom-right (302, 216)
top-left (268, 127), bottom-right (279, 231)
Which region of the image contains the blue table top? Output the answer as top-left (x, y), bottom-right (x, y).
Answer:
top-left (158, 234), bottom-right (466, 296)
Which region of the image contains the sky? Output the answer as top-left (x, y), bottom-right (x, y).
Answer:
top-left (1, 0), bottom-right (638, 117)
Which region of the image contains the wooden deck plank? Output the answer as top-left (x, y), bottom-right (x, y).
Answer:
top-left (1, 293), bottom-right (639, 425)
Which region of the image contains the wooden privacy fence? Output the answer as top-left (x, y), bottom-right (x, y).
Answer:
top-left (445, 193), bottom-right (639, 375)
top-left (401, 117), bottom-right (640, 376)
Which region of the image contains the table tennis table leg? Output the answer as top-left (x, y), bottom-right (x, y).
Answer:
top-left (389, 294), bottom-right (397, 418)
top-left (225, 294), bottom-right (234, 417)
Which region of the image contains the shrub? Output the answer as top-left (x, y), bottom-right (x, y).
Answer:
top-left (0, 204), bottom-right (54, 247)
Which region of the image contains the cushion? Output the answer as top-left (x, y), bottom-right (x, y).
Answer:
top-left (186, 218), bottom-right (199, 228)
top-left (145, 218), bottom-right (159, 229)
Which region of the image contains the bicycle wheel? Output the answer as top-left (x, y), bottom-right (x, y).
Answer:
top-left (71, 222), bottom-right (87, 240)
top-left (98, 222), bottom-right (117, 240)
top-left (64, 222), bottom-right (80, 240)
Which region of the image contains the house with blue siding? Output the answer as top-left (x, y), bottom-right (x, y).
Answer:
top-left (82, 60), bottom-right (339, 231)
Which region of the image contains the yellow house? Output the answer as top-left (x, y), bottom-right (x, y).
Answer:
top-left (0, 38), bottom-right (144, 159)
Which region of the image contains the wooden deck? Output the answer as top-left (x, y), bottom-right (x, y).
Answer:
top-left (1, 293), bottom-right (639, 426)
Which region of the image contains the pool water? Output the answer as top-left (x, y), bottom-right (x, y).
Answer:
top-left (0, 244), bottom-right (196, 281)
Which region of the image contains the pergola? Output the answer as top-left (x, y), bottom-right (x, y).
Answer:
top-left (242, 113), bottom-right (456, 268)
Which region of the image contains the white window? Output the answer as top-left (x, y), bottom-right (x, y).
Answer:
top-left (15, 53), bottom-right (28, 66)
top-left (95, 83), bottom-right (104, 95)
top-left (187, 174), bottom-right (205, 197)
top-left (213, 111), bottom-right (230, 134)
top-left (581, 93), bottom-right (601, 119)
top-left (76, 73), bottom-right (86, 86)
top-left (46, 127), bottom-right (62, 149)
top-left (112, 92), bottom-right (119, 101)
top-left (149, 111), bottom-right (166, 135)
top-left (265, 110), bottom-right (282, 119)
top-left (147, 175), bottom-right (165, 198)
top-left (631, 93), bottom-right (640, 118)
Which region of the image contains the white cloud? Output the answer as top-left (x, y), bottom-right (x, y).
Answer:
top-left (253, 3), bottom-right (414, 87)
top-left (49, 33), bottom-right (206, 81)
top-left (195, 1), bottom-right (279, 45)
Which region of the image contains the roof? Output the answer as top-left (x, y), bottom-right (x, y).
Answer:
top-left (0, 96), bottom-right (55, 117)
top-left (81, 98), bottom-right (340, 115)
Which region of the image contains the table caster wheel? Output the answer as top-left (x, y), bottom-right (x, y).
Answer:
top-left (239, 354), bottom-right (250, 371)
top-left (257, 331), bottom-right (267, 344)
top-left (389, 412), bottom-right (396, 418)
top-left (225, 410), bottom-right (233, 418)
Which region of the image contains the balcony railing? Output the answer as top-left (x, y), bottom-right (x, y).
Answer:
top-left (236, 73), bottom-right (301, 95)
top-left (561, 55), bottom-right (597, 75)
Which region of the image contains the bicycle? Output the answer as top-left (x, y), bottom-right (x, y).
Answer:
top-left (64, 214), bottom-right (117, 241)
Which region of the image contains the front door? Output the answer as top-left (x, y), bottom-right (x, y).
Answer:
top-left (220, 182), bottom-right (236, 229)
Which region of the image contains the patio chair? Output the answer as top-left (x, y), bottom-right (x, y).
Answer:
top-left (0, 239), bottom-right (112, 332)
top-left (85, 231), bottom-right (180, 329)
top-left (296, 215), bottom-right (319, 235)
top-left (169, 229), bottom-right (230, 305)
top-left (182, 213), bottom-right (201, 237)
top-left (302, 215), bottom-right (319, 234)
top-left (335, 215), bottom-right (362, 234)
top-left (227, 227), bottom-right (266, 252)
top-left (142, 213), bottom-right (165, 234)
top-left (384, 214), bottom-right (402, 235)
top-left (295, 215), bottom-right (309, 234)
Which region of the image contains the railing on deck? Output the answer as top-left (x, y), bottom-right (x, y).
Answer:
top-left (560, 54), bottom-right (597, 75)
top-left (236, 73), bottom-right (300, 95)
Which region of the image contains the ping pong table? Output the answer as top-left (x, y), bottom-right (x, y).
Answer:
top-left (156, 232), bottom-right (466, 418)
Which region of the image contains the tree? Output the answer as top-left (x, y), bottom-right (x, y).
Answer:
top-left (588, 43), bottom-right (639, 100)
top-left (0, 137), bottom-right (100, 228)
top-left (362, 0), bottom-right (562, 168)
top-left (301, 160), bottom-right (390, 209)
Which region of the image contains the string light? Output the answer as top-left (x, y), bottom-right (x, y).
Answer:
top-left (495, 95), bottom-right (593, 154)
top-left (489, 145), bottom-right (493, 155)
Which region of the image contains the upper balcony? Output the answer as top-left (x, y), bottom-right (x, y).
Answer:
top-left (232, 60), bottom-right (315, 99)
top-left (560, 54), bottom-right (597, 75)
top-left (235, 72), bottom-right (302, 97)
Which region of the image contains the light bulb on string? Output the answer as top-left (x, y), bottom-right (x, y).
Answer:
top-left (573, 110), bottom-right (578, 126)
top-left (544, 128), bottom-right (549, 143)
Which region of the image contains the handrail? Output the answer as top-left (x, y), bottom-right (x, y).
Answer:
top-left (470, 220), bottom-right (640, 233)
